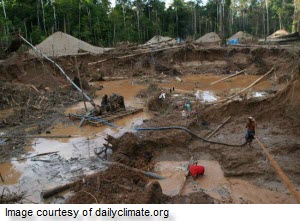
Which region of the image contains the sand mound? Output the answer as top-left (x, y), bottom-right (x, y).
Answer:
top-left (28, 32), bottom-right (111, 57)
top-left (267, 30), bottom-right (289, 39)
top-left (195, 32), bottom-right (221, 43)
top-left (228, 31), bottom-right (256, 44)
top-left (144, 35), bottom-right (176, 45)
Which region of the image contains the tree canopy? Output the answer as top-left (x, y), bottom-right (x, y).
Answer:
top-left (0, 0), bottom-right (299, 46)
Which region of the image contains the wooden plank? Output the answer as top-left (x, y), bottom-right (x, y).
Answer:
top-left (210, 70), bottom-right (245, 85)
top-left (205, 116), bottom-right (231, 140)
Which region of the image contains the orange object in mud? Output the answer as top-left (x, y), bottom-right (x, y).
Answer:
top-left (189, 165), bottom-right (205, 177)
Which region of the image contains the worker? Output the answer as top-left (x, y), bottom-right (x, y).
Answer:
top-left (185, 99), bottom-right (192, 112)
top-left (159, 89), bottom-right (166, 99)
top-left (245, 116), bottom-right (257, 147)
top-left (188, 161), bottom-right (205, 179)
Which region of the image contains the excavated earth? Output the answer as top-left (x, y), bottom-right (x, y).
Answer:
top-left (0, 45), bottom-right (300, 204)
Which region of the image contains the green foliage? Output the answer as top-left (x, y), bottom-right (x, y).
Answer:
top-left (0, 0), bottom-right (299, 46)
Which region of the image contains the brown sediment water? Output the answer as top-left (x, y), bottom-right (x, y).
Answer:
top-left (154, 160), bottom-right (295, 203)
top-left (160, 74), bottom-right (274, 95)
top-left (0, 162), bottom-right (21, 185)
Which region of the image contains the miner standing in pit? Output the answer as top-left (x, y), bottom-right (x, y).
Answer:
top-left (245, 116), bottom-right (257, 147)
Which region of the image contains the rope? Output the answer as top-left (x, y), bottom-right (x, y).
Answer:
top-left (255, 137), bottom-right (300, 203)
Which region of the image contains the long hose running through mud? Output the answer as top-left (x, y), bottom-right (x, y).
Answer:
top-left (135, 126), bottom-right (247, 147)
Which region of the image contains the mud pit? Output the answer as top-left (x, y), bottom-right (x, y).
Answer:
top-left (0, 45), bottom-right (299, 204)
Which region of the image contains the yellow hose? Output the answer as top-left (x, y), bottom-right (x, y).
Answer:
top-left (255, 137), bottom-right (300, 203)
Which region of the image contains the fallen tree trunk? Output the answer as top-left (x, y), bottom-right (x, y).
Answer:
top-left (210, 70), bottom-right (245, 85)
top-left (100, 161), bottom-right (165, 179)
top-left (216, 67), bottom-right (275, 104)
top-left (206, 116), bottom-right (231, 140)
top-left (41, 181), bottom-right (77, 199)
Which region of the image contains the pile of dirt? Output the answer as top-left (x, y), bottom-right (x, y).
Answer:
top-left (147, 92), bottom-right (174, 113)
top-left (66, 165), bottom-right (213, 204)
top-left (144, 35), bottom-right (176, 45)
top-left (28, 32), bottom-right (111, 57)
top-left (195, 32), bottom-right (221, 44)
top-left (267, 30), bottom-right (289, 39)
top-left (137, 84), bottom-right (160, 98)
top-left (66, 166), bottom-right (167, 204)
top-left (103, 132), bottom-right (156, 169)
top-left (228, 31), bottom-right (257, 44)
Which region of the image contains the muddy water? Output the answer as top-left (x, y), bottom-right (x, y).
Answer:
top-left (0, 79), bottom-right (150, 203)
top-left (161, 74), bottom-right (273, 92)
top-left (0, 162), bottom-right (21, 185)
top-left (160, 74), bottom-right (275, 102)
top-left (154, 160), bottom-right (295, 203)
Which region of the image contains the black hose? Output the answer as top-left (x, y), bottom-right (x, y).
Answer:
top-left (135, 126), bottom-right (247, 147)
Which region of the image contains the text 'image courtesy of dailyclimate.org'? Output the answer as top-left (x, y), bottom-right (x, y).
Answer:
top-left (1, 0), bottom-right (300, 220)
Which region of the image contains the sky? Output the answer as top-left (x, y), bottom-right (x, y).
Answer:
top-left (109, 0), bottom-right (208, 8)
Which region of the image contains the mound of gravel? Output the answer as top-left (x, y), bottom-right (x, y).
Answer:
top-left (195, 32), bottom-right (221, 43)
top-left (28, 31), bottom-right (111, 57)
top-left (144, 35), bottom-right (176, 45)
top-left (267, 30), bottom-right (289, 39)
top-left (228, 31), bottom-right (256, 44)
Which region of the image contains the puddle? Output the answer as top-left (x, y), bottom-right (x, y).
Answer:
top-left (154, 160), bottom-right (295, 203)
top-left (0, 162), bottom-right (21, 185)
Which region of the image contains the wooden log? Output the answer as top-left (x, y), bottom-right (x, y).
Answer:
top-left (205, 116), bottom-right (231, 140)
top-left (41, 181), bottom-right (77, 199)
top-left (210, 70), bottom-right (245, 85)
top-left (255, 137), bottom-right (300, 203)
top-left (14, 151), bottom-right (59, 161)
top-left (100, 161), bottom-right (165, 179)
top-left (0, 135), bottom-right (72, 139)
top-left (102, 76), bottom-right (129, 81)
top-left (216, 67), bottom-right (275, 104)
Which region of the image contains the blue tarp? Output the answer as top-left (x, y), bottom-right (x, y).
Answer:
top-left (176, 37), bottom-right (184, 43)
top-left (228, 38), bottom-right (239, 45)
